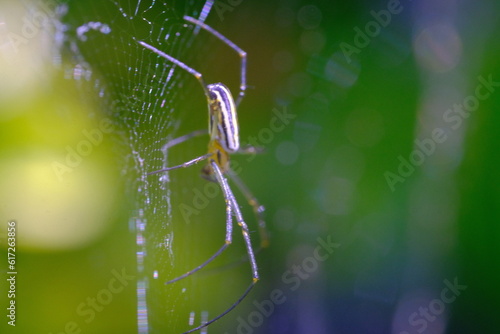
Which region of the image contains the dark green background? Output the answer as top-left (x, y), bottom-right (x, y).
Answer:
top-left (1, 0), bottom-right (499, 333)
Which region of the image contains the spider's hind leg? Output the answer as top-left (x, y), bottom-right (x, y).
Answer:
top-left (227, 168), bottom-right (269, 249)
top-left (181, 160), bottom-right (259, 334)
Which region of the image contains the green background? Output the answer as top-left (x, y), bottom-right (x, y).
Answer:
top-left (0, 0), bottom-right (499, 333)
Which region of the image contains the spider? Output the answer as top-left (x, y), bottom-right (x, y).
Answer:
top-left (138, 15), bottom-right (269, 334)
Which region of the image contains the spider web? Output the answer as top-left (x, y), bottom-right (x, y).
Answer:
top-left (58, 0), bottom-right (235, 332)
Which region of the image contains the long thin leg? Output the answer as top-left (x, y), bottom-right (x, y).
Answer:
top-left (147, 153), bottom-right (212, 175)
top-left (236, 145), bottom-right (265, 155)
top-left (136, 40), bottom-right (210, 98)
top-left (210, 160), bottom-right (259, 281)
top-left (165, 183), bottom-right (233, 284)
top-left (182, 283), bottom-right (255, 334)
top-left (162, 129), bottom-right (208, 151)
top-left (183, 16), bottom-right (247, 106)
top-left (182, 160), bottom-right (259, 334)
top-left (194, 0), bottom-right (215, 35)
top-left (148, 130), bottom-right (209, 174)
top-left (195, 166), bottom-right (268, 277)
top-left (227, 169), bottom-right (269, 248)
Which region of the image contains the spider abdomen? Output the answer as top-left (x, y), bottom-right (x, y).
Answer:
top-left (207, 83), bottom-right (240, 153)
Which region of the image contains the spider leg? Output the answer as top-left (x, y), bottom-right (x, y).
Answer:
top-left (161, 129), bottom-right (209, 151)
top-left (182, 282), bottom-right (255, 334)
top-left (186, 166), bottom-right (268, 276)
top-left (237, 145), bottom-right (265, 155)
top-left (147, 153), bottom-right (212, 175)
top-left (181, 160), bottom-right (258, 334)
top-left (209, 160), bottom-right (259, 281)
top-left (183, 16), bottom-right (247, 107)
top-left (227, 168), bottom-right (269, 249)
top-left (136, 40), bottom-right (210, 98)
top-left (164, 185), bottom-right (233, 284)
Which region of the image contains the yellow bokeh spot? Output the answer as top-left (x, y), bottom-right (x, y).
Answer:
top-left (0, 149), bottom-right (119, 251)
